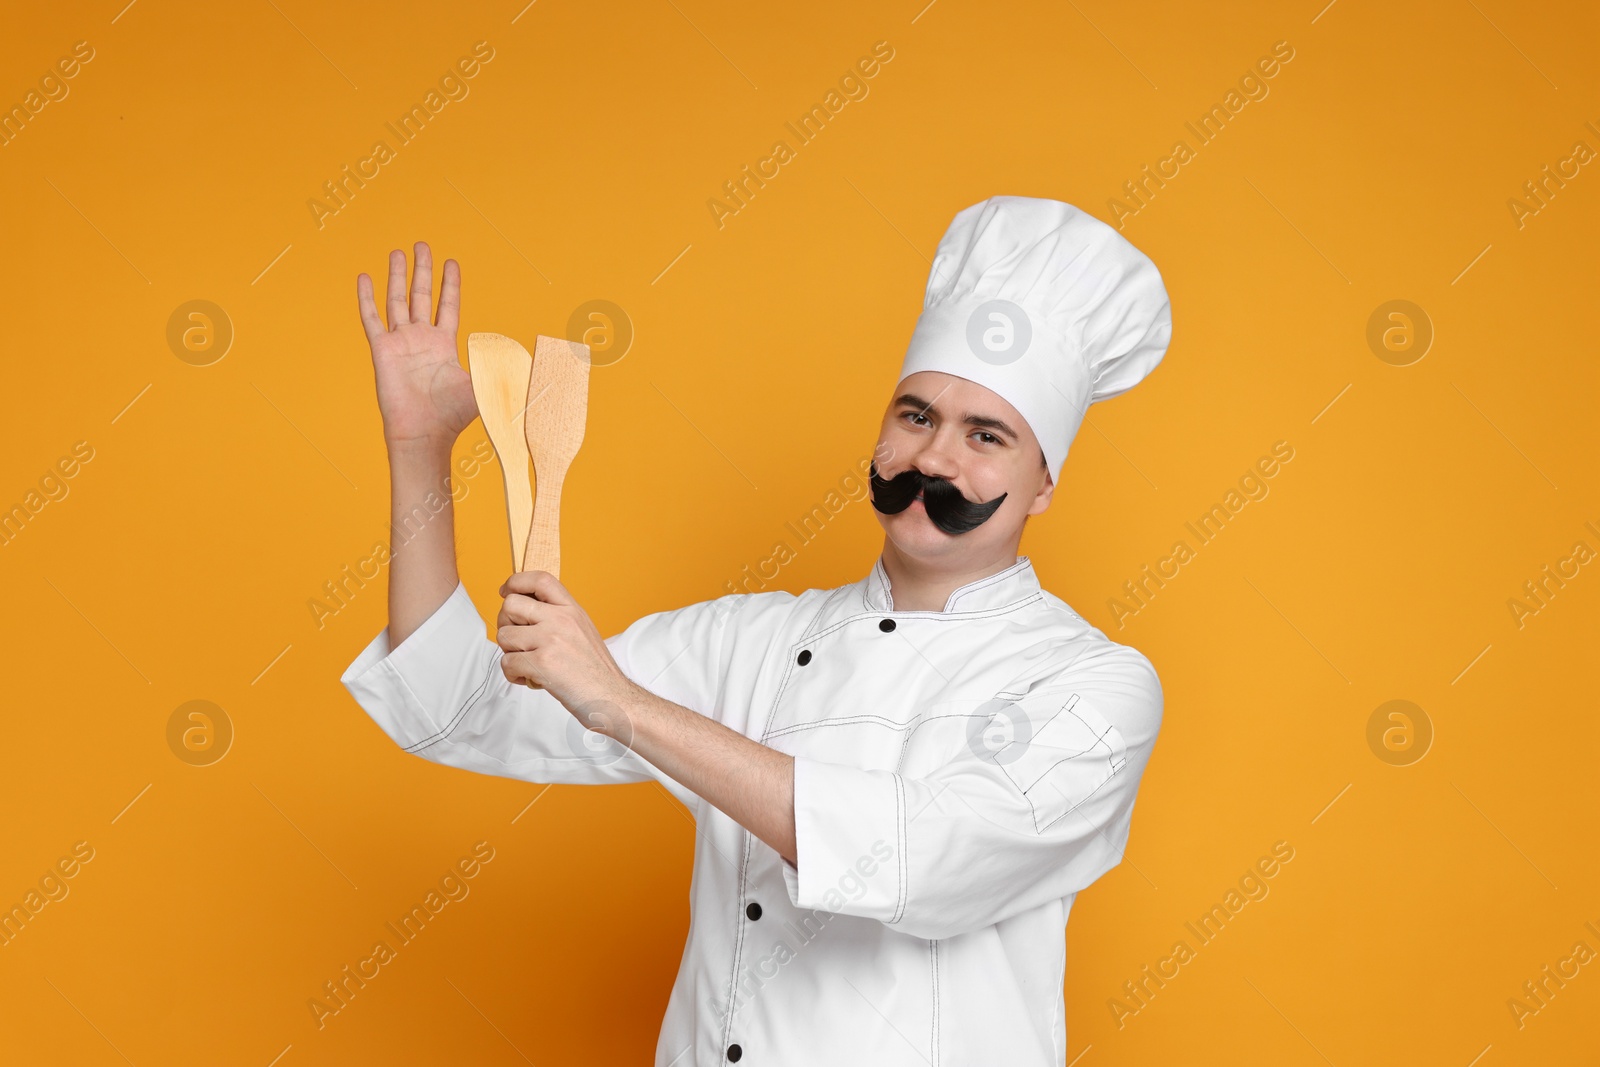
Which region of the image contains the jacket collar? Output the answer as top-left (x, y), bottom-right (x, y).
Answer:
top-left (858, 553), bottom-right (1042, 615)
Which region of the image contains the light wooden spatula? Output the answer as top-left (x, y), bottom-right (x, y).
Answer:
top-left (467, 333), bottom-right (535, 571)
top-left (523, 335), bottom-right (591, 579)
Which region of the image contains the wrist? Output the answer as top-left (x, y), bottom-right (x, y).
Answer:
top-left (586, 679), bottom-right (649, 739)
top-left (385, 433), bottom-right (456, 469)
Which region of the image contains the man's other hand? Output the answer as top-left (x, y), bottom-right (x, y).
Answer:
top-left (496, 571), bottom-right (639, 719)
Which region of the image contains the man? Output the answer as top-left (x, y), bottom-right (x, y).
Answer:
top-left (343, 195), bottom-right (1173, 1065)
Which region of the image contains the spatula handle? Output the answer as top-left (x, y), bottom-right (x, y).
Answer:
top-left (524, 471), bottom-right (565, 579)
top-left (501, 459), bottom-right (534, 573)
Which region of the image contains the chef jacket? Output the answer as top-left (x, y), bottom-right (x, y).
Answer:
top-left (341, 553), bottom-right (1163, 1066)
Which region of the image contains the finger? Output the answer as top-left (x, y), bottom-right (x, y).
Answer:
top-left (356, 273), bottom-right (384, 344)
top-left (385, 249), bottom-right (409, 329)
top-left (495, 624), bottom-right (540, 653)
top-left (500, 593), bottom-right (551, 626)
top-left (492, 601), bottom-right (531, 633)
top-left (500, 652), bottom-right (546, 689)
top-left (436, 258), bottom-right (461, 332)
top-left (409, 241), bottom-right (433, 326)
top-left (500, 569), bottom-right (577, 606)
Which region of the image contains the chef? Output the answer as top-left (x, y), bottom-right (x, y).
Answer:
top-left (344, 194), bottom-right (1173, 1066)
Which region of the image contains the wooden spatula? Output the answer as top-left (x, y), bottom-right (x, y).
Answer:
top-left (523, 334), bottom-right (591, 579)
top-left (467, 333), bottom-right (535, 571)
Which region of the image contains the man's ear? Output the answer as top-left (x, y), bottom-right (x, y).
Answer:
top-left (1028, 468), bottom-right (1055, 516)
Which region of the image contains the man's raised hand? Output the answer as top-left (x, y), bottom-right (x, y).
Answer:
top-left (356, 241), bottom-right (478, 453)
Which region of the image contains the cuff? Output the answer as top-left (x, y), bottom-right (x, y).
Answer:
top-left (339, 582), bottom-right (493, 750)
top-left (781, 756), bottom-right (906, 925)
top-left (780, 855), bottom-right (800, 902)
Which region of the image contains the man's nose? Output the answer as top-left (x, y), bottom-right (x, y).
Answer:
top-left (906, 434), bottom-right (960, 482)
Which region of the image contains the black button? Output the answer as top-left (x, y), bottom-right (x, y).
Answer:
top-left (728, 1045), bottom-right (743, 1062)
top-left (797, 649), bottom-right (812, 666)
top-left (879, 618), bottom-right (896, 632)
top-left (746, 902), bottom-right (762, 920)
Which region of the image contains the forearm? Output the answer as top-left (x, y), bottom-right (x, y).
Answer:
top-left (610, 682), bottom-right (797, 864)
top-left (386, 441), bottom-right (461, 647)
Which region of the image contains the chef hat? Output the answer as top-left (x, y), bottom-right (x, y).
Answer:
top-left (895, 196), bottom-right (1172, 482)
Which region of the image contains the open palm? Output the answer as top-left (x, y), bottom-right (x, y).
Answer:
top-left (356, 242), bottom-right (478, 451)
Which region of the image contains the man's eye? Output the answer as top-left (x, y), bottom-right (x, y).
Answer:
top-left (902, 411), bottom-right (929, 426)
top-left (975, 432), bottom-right (999, 445)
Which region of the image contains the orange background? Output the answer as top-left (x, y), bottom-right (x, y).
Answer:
top-left (2, 1), bottom-right (1596, 1064)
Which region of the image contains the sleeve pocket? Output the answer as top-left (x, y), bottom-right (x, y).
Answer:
top-left (1001, 692), bottom-right (1127, 833)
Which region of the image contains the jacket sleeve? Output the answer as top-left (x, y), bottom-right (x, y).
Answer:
top-left (777, 645), bottom-right (1162, 941)
top-left (340, 581), bottom-right (740, 809)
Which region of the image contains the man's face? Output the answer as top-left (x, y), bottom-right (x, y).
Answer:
top-left (870, 371), bottom-right (1055, 561)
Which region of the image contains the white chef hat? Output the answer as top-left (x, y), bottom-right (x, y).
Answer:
top-left (895, 196), bottom-right (1172, 482)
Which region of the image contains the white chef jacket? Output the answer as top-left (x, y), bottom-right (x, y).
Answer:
top-left (341, 553), bottom-right (1162, 1066)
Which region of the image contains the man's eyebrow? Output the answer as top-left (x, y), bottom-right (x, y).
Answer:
top-left (894, 392), bottom-right (1020, 442)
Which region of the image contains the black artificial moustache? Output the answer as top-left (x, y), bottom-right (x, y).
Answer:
top-left (868, 461), bottom-right (1008, 535)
